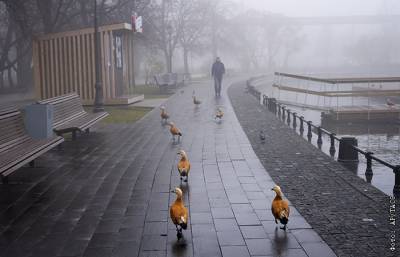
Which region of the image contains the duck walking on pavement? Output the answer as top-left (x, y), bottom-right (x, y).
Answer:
top-left (177, 150), bottom-right (191, 182)
top-left (215, 108), bottom-right (224, 120)
top-left (170, 188), bottom-right (188, 240)
top-left (168, 122), bottom-right (182, 141)
top-left (271, 185), bottom-right (290, 230)
top-left (160, 106), bottom-right (169, 123)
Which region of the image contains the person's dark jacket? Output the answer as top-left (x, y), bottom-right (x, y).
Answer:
top-left (212, 61), bottom-right (225, 79)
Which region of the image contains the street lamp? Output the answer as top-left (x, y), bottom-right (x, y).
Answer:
top-left (93, 0), bottom-right (104, 112)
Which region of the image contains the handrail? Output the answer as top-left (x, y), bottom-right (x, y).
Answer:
top-left (246, 78), bottom-right (400, 196)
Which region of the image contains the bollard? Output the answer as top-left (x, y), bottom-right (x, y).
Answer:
top-left (299, 116), bottom-right (304, 135)
top-left (268, 98), bottom-right (276, 113)
top-left (307, 121), bottom-right (312, 142)
top-left (365, 152), bottom-right (373, 183)
top-left (337, 137), bottom-right (359, 162)
top-left (271, 99), bottom-right (277, 114)
top-left (282, 106), bottom-right (286, 120)
top-left (278, 103), bottom-right (281, 117)
top-left (394, 166), bottom-right (400, 197)
top-left (263, 95), bottom-right (268, 106)
top-left (317, 127), bottom-right (323, 146)
top-left (287, 109), bottom-right (291, 125)
top-left (329, 133), bottom-right (336, 157)
top-left (292, 112), bottom-right (297, 128)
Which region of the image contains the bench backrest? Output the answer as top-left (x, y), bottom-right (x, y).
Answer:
top-left (0, 110), bottom-right (27, 153)
top-left (38, 93), bottom-right (86, 127)
top-left (154, 73), bottom-right (178, 85)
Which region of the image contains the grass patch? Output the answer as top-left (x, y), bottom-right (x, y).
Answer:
top-left (128, 84), bottom-right (172, 99)
top-left (101, 106), bottom-right (153, 124)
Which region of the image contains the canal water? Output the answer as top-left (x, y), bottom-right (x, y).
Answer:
top-left (255, 78), bottom-right (400, 196)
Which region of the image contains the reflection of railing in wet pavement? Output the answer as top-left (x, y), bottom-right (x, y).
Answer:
top-left (247, 78), bottom-right (400, 197)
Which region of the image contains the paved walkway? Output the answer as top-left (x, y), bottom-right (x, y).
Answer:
top-left (0, 79), bottom-right (335, 257)
top-left (228, 81), bottom-right (399, 257)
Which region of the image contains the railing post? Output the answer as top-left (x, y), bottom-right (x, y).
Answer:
top-left (277, 103), bottom-right (281, 117)
top-left (307, 121), bottom-right (312, 142)
top-left (292, 112), bottom-right (297, 129)
top-left (287, 109), bottom-right (291, 125)
top-left (317, 126), bottom-right (323, 147)
top-left (263, 95), bottom-right (267, 106)
top-left (365, 152), bottom-right (373, 183)
top-left (393, 165), bottom-right (400, 197)
top-left (329, 133), bottom-right (336, 157)
top-left (282, 106), bottom-right (286, 121)
top-left (299, 116), bottom-right (304, 135)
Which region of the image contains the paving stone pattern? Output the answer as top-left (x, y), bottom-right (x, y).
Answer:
top-left (228, 81), bottom-right (400, 257)
top-left (0, 79), bottom-right (336, 257)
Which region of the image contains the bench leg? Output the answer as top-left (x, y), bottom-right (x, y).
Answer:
top-left (29, 160), bottom-right (35, 167)
top-left (1, 175), bottom-right (8, 184)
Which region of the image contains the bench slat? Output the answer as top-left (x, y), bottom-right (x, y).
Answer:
top-left (38, 93), bottom-right (108, 137)
top-left (0, 110), bottom-right (64, 177)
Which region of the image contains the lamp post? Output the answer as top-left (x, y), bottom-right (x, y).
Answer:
top-left (93, 0), bottom-right (104, 112)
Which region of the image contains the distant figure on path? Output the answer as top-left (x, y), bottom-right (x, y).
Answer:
top-left (211, 57), bottom-right (225, 97)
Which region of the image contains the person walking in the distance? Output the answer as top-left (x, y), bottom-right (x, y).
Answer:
top-left (211, 57), bottom-right (225, 97)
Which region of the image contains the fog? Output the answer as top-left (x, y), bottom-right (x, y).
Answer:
top-left (232, 0), bottom-right (400, 16)
top-left (1, 0), bottom-right (400, 94)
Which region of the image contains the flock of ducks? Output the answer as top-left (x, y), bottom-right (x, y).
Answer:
top-left (160, 90), bottom-right (290, 241)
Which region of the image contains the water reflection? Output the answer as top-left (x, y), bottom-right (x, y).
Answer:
top-left (273, 227), bottom-right (288, 256)
top-left (171, 238), bottom-right (188, 257)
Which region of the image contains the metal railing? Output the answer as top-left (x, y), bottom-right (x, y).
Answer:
top-left (246, 80), bottom-right (400, 196)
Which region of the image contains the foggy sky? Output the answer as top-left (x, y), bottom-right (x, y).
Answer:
top-left (232, 0), bottom-right (400, 17)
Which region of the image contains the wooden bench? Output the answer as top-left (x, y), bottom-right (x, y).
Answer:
top-left (0, 108), bottom-right (64, 183)
top-left (37, 93), bottom-right (109, 139)
top-left (154, 73), bottom-right (185, 93)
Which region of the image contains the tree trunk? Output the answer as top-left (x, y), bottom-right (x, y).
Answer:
top-left (16, 33), bottom-right (32, 90)
top-left (183, 48), bottom-right (189, 75)
top-left (164, 50), bottom-right (172, 73)
top-left (79, 1), bottom-right (90, 27)
top-left (37, 0), bottom-right (54, 33)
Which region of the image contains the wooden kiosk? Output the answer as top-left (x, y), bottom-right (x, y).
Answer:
top-left (32, 23), bottom-right (143, 105)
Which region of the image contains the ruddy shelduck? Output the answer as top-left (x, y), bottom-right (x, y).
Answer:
top-left (177, 150), bottom-right (190, 182)
top-left (160, 106), bottom-right (169, 122)
top-left (215, 108), bottom-right (224, 120)
top-left (168, 122), bottom-right (182, 140)
top-left (271, 185), bottom-right (290, 230)
top-left (170, 187), bottom-right (188, 240)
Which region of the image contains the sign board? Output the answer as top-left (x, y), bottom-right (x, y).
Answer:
top-left (115, 36), bottom-right (123, 68)
top-left (131, 12), bottom-right (143, 33)
top-left (135, 16), bottom-right (143, 33)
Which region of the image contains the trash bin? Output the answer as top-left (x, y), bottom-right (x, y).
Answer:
top-left (24, 104), bottom-right (54, 139)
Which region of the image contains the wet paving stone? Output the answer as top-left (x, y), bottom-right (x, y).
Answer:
top-left (228, 81), bottom-right (400, 257)
top-left (221, 245), bottom-right (250, 257)
top-left (240, 225), bottom-right (268, 239)
top-left (0, 80), bottom-right (338, 257)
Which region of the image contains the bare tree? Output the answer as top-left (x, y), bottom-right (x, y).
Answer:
top-left (179, 0), bottom-right (211, 75)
